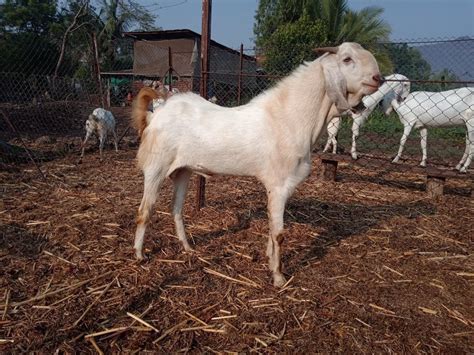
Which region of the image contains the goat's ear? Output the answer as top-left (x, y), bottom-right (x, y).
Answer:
top-left (313, 46), bottom-right (339, 55)
top-left (321, 56), bottom-right (352, 112)
top-left (90, 114), bottom-right (99, 122)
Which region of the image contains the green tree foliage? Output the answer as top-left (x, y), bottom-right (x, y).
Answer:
top-left (97, 0), bottom-right (156, 71)
top-left (263, 15), bottom-right (327, 75)
top-left (426, 69), bottom-right (460, 91)
top-left (254, 0), bottom-right (393, 73)
top-left (383, 43), bottom-right (431, 90)
top-left (0, 0), bottom-right (58, 34)
top-left (0, 1), bottom-right (62, 76)
top-left (0, 0), bottom-right (156, 76)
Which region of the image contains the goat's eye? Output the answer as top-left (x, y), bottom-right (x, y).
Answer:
top-left (343, 57), bottom-right (352, 63)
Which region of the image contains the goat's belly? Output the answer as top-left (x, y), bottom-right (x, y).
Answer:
top-left (416, 116), bottom-right (465, 127)
top-left (193, 155), bottom-right (262, 177)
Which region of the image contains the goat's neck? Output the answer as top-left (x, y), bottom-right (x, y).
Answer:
top-left (269, 62), bottom-right (335, 153)
top-left (365, 88), bottom-right (385, 109)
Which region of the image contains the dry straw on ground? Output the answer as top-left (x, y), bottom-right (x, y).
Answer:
top-left (1, 131), bottom-right (473, 352)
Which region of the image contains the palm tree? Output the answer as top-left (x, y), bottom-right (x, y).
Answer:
top-left (255, 0), bottom-right (393, 72)
top-left (96, 0), bottom-right (155, 70)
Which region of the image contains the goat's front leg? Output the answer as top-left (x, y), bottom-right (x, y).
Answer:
top-left (80, 131), bottom-right (91, 160)
top-left (419, 127), bottom-right (428, 167)
top-left (351, 116), bottom-right (364, 160)
top-left (266, 187), bottom-right (289, 287)
top-left (99, 132), bottom-right (107, 160)
top-left (324, 117), bottom-right (340, 154)
top-left (392, 124), bottom-right (413, 164)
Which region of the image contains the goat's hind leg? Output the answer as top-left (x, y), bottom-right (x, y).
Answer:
top-left (113, 128), bottom-right (119, 153)
top-left (170, 168), bottom-right (193, 251)
top-left (134, 168), bottom-right (167, 260)
top-left (458, 126), bottom-right (474, 173)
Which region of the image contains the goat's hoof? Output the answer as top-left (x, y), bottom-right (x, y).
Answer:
top-left (183, 245), bottom-right (194, 253)
top-left (351, 154), bottom-right (358, 160)
top-left (273, 274), bottom-right (287, 288)
top-left (455, 164), bottom-right (462, 171)
top-left (420, 162), bottom-right (427, 168)
top-left (459, 167), bottom-right (467, 173)
top-left (135, 250), bottom-right (145, 261)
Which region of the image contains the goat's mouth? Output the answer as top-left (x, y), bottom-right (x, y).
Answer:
top-left (363, 82), bottom-right (379, 89)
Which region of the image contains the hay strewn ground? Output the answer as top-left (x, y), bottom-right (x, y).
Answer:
top-left (1, 144), bottom-right (473, 352)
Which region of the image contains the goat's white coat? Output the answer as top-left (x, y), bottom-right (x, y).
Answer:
top-left (323, 74), bottom-right (411, 158)
top-left (133, 43), bottom-right (381, 286)
top-left (391, 87), bottom-right (474, 172)
top-left (80, 108), bottom-right (118, 160)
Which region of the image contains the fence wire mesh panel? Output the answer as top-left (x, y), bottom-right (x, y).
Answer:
top-left (0, 31), bottom-right (112, 171)
top-left (205, 37), bottom-right (474, 183)
top-left (1, 34), bottom-right (473, 193)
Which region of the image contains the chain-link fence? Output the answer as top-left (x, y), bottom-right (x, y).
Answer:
top-left (205, 37), bottom-right (474, 182)
top-left (1, 35), bottom-right (473, 188)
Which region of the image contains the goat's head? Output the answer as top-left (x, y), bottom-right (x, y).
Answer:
top-left (85, 114), bottom-right (98, 133)
top-left (315, 42), bottom-right (381, 113)
top-left (380, 74), bottom-right (411, 115)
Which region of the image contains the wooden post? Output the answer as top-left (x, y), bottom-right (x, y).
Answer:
top-left (426, 174), bottom-right (445, 198)
top-left (91, 32), bottom-right (105, 108)
top-left (321, 159), bottom-right (338, 181)
top-left (106, 78), bottom-right (111, 108)
top-left (168, 46), bottom-right (173, 92)
top-left (197, 0), bottom-right (212, 210)
top-left (237, 43), bottom-right (243, 105)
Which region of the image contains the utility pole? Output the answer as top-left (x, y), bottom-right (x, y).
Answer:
top-left (197, 0), bottom-right (212, 210)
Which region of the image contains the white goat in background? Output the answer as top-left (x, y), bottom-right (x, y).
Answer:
top-left (132, 42), bottom-right (382, 286)
top-left (390, 87), bottom-right (474, 172)
top-left (80, 108), bottom-right (118, 161)
top-left (323, 74), bottom-right (411, 159)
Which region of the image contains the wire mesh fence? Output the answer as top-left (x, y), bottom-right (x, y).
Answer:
top-left (1, 34), bottom-right (473, 188)
top-left (205, 37), bottom-right (474, 177)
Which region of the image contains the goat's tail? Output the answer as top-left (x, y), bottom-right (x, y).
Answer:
top-left (132, 87), bottom-right (159, 138)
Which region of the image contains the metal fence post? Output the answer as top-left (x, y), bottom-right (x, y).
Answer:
top-left (197, 0), bottom-right (212, 210)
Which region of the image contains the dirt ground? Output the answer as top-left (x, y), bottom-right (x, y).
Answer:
top-left (1, 141), bottom-right (473, 352)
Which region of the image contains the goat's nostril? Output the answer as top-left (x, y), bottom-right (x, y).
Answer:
top-left (373, 74), bottom-right (383, 84)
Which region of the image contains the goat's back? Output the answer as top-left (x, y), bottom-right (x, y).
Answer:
top-left (396, 87), bottom-right (473, 126)
top-left (142, 92), bottom-right (275, 176)
top-left (91, 108), bottom-right (116, 130)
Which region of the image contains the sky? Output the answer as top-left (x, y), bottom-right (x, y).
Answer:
top-left (141, 0), bottom-right (474, 50)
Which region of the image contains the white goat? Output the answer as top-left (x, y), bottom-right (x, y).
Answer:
top-left (80, 108), bottom-right (118, 161)
top-left (391, 87), bottom-right (474, 172)
top-left (133, 42), bottom-right (381, 286)
top-left (323, 74), bottom-right (411, 159)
